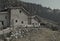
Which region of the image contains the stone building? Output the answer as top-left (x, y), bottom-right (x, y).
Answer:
top-left (31, 15), bottom-right (41, 26)
top-left (0, 12), bottom-right (10, 28)
top-left (9, 7), bottom-right (31, 27)
top-left (0, 7), bottom-right (41, 28)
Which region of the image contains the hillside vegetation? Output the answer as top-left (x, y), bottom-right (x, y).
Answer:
top-left (11, 28), bottom-right (60, 41)
top-left (19, 1), bottom-right (60, 24)
top-left (0, 0), bottom-right (60, 24)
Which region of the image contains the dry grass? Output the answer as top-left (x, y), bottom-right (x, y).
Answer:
top-left (11, 28), bottom-right (60, 41)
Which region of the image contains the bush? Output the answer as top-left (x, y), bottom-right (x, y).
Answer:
top-left (50, 26), bottom-right (58, 31)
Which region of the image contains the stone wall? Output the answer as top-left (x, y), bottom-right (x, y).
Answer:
top-left (0, 12), bottom-right (10, 28)
top-left (10, 8), bottom-right (28, 27)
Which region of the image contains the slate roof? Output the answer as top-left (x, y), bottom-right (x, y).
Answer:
top-left (7, 7), bottom-right (32, 16)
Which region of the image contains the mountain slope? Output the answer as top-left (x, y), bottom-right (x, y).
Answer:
top-left (0, 0), bottom-right (60, 24)
top-left (19, 1), bottom-right (60, 24)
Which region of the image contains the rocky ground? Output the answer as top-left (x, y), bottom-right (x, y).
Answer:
top-left (10, 27), bottom-right (60, 41)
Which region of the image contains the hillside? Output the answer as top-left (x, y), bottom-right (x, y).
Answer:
top-left (0, 0), bottom-right (60, 24)
top-left (0, 0), bottom-right (60, 41)
top-left (11, 28), bottom-right (60, 41)
top-left (18, 1), bottom-right (60, 24)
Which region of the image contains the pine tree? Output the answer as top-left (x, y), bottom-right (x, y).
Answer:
top-left (6, 0), bottom-right (18, 7)
top-left (0, 0), bottom-right (18, 11)
top-left (0, 0), bottom-right (6, 10)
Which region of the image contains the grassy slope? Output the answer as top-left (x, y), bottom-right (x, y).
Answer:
top-left (12, 28), bottom-right (60, 41)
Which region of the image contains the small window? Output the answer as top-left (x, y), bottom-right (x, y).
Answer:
top-left (21, 21), bottom-right (24, 24)
top-left (5, 16), bottom-right (7, 19)
top-left (2, 21), bottom-right (4, 25)
top-left (20, 10), bottom-right (22, 13)
top-left (32, 23), bottom-right (34, 25)
top-left (35, 23), bottom-right (37, 25)
top-left (15, 20), bottom-right (18, 23)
